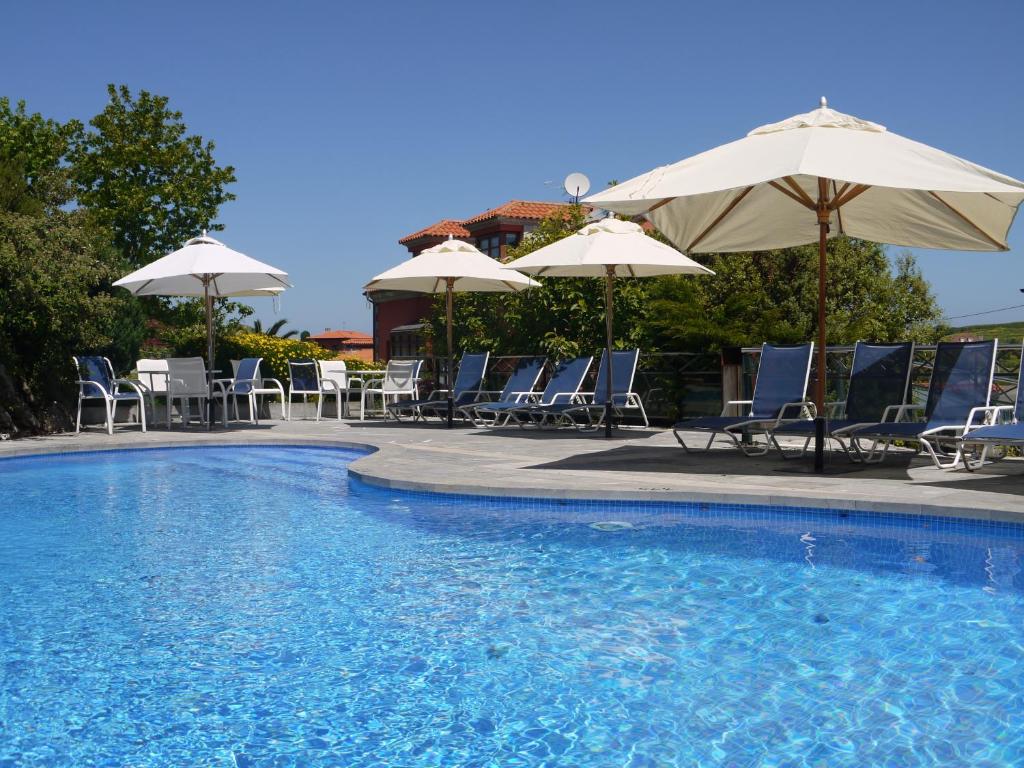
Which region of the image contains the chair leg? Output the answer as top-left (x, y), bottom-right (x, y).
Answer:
top-left (105, 398), bottom-right (114, 436)
top-left (75, 396), bottom-right (83, 435)
top-left (139, 396), bottom-right (147, 433)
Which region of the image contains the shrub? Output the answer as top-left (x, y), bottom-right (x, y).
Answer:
top-left (219, 332), bottom-right (333, 382)
top-left (337, 356), bottom-right (383, 372)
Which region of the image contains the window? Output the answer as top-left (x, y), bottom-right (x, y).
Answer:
top-left (476, 232), bottom-right (519, 259)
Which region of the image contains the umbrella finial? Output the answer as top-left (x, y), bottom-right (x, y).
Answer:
top-left (820, 96), bottom-right (828, 108)
top-left (202, 228), bottom-right (207, 238)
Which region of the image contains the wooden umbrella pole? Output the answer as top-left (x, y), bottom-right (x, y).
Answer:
top-left (814, 178), bottom-right (830, 472)
top-left (604, 266), bottom-right (615, 438)
top-left (446, 277), bottom-right (455, 429)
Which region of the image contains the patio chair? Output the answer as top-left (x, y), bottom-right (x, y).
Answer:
top-left (318, 360), bottom-right (357, 419)
top-left (167, 357), bottom-right (227, 427)
top-left (672, 343), bottom-right (814, 456)
top-left (388, 352), bottom-right (489, 422)
top-left (136, 358), bottom-right (171, 426)
top-left (286, 359), bottom-right (341, 421)
top-left (221, 358), bottom-right (286, 424)
top-left (477, 355), bottom-right (593, 428)
top-left (768, 341), bottom-right (915, 460)
top-left (73, 355), bottom-right (148, 435)
top-left (517, 349), bottom-right (647, 429)
top-left (358, 359), bottom-right (422, 420)
top-left (959, 342), bottom-right (1024, 470)
top-left (458, 356), bottom-right (547, 426)
top-left (849, 339), bottom-right (998, 469)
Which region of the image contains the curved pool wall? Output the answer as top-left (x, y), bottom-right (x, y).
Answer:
top-left (2, 445), bottom-right (1024, 766)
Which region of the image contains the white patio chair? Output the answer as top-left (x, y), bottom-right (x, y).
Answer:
top-left (286, 359), bottom-right (342, 421)
top-left (222, 358), bottom-right (286, 424)
top-left (317, 360), bottom-right (356, 419)
top-left (73, 355), bottom-right (148, 435)
top-left (359, 359), bottom-right (420, 420)
top-left (136, 358), bottom-right (171, 426)
top-left (166, 357), bottom-right (227, 428)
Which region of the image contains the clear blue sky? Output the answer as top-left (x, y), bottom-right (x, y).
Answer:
top-left (5, 0), bottom-right (1024, 334)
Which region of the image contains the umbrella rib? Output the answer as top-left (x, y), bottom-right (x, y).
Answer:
top-left (135, 279), bottom-right (153, 295)
top-left (929, 192), bottom-right (1008, 250)
top-left (685, 185), bottom-right (755, 252)
top-left (832, 180), bottom-right (845, 235)
top-left (781, 176), bottom-right (817, 209)
top-left (830, 183), bottom-right (871, 209)
top-left (768, 181), bottom-right (814, 209)
top-left (646, 197), bottom-right (675, 214)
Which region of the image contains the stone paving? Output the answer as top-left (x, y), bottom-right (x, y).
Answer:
top-left (2, 416), bottom-right (1023, 521)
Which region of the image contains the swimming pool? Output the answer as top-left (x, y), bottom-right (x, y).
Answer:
top-left (1, 446), bottom-right (1022, 766)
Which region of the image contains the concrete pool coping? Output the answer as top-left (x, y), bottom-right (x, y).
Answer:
top-left (1, 419), bottom-right (1022, 523)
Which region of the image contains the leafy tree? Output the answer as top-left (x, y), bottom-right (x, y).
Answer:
top-left (70, 84), bottom-right (237, 268)
top-left (0, 97), bottom-right (82, 206)
top-left (0, 159), bottom-right (122, 433)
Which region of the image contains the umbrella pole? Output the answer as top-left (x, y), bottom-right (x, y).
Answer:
top-left (813, 180), bottom-right (830, 472)
top-left (446, 277), bottom-right (454, 429)
top-left (204, 278), bottom-right (215, 432)
top-left (604, 267), bottom-right (615, 438)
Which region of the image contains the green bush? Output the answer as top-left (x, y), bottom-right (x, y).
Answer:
top-left (218, 332), bottom-right (334, 382)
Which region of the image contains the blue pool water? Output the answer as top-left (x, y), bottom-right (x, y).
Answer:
top-left (1, 447), bottom-right (1023, 767)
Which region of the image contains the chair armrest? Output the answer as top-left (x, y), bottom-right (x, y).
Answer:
top-left (77, 380), bottom-right (110, 398)
top-left (113, 378), bottom-right (150, 397)
top-left (776, 400), bottom-right (815, 422)
top-left (964, 405), bottom-right (1012, 431)
top-left (881, 403), bottom-right (924, 423)
top-left (721, 399), bottom-right (752, 417)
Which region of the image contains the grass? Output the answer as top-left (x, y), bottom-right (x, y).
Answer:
top-left (947, 320), bottom-right (1024, 341)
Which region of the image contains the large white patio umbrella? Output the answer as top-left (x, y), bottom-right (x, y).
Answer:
top-left (503, 217), bottom-right (713, 436)
top-left (585, 97), bottom-right (1024, 470)
top-left (113, 232), bottom-right (291, 427)
top-left (364, 238), bottom-right (539, 427)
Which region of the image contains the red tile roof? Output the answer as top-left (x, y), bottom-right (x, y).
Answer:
top-left (307, 329), bottom-right (373, 343)
top-left (462, 200), bottom-right (578, 227)
top-left (398, 219), bottom-right (470, 245)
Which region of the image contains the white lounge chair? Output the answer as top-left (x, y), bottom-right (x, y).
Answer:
top-left (318, 360), bottom-right (357, 419)
top-left (166, 357), bottom-right (227, 428)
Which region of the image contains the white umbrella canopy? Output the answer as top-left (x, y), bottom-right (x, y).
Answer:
top-left (585, 99), bottom-right (1024, 254)
top-left (364, 238), bottom-right (540, 293)
top-left (113, 232), bottom-right (291, 428)
top-left (503, 217), bottom-right (713, 277)
top-left (364, 238), bottom-right (539, 426)
top-left (113, 232), bottom-right (290, 296)
top-left (585, 98), bottom-right (1024, 469)
top-left (504, 218), bottom-right (714, 435)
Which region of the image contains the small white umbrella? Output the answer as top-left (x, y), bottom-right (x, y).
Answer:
top-left (586, 97), bottom-right (1024, 468)
top-left (364, 238), bottom-right (539, 427)
top-left (503, 217), bottom-right (713, 435)
top-left (113, 232), bottom-right (291, 427)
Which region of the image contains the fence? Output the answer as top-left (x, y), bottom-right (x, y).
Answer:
top-left (396, 343), bottom-right (1023, 427)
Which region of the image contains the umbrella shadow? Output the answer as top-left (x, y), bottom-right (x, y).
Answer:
top-left (524, 443), bottom-right (916, 478)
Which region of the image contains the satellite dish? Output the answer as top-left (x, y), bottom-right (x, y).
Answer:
top-left (563, 172), bottom-right (590, 201)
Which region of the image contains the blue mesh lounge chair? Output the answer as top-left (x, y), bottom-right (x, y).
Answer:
top-left (458, 356), bottom-right (547, 426)
top-left (959, 343), bottom-right (1024, 470)
top-left (388, 352), bottom-right (489, 422)
top-left (518, 349), bottom-right (647, 430)
top-left (73, 355), bottom-right (148, 435)
top-left (769, 342), bottom-right (914, 460)
top-left (673, 343), bottom-right (814, 456)
top-left (220, 357), bottom-right (286, 424)
top-left (475, 356), bottom-right (593, 428)
top-left (849, 340), bottom-right (997, 469)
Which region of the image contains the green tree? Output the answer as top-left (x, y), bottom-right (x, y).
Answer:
top-left (71, 84), bottom-right (236, 268)
top-left (0, 97), bottom-right (82, 206)
top-left (0, 158), bottom-right (123, 433)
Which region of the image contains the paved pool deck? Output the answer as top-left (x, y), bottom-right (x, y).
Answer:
top-left (2, 418), bottom-right (1023, 521)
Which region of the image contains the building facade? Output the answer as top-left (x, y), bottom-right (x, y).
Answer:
top-left (368, 201), bottom-right (577, 360)
top-left (306, 329), bottom-right (375, 362)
